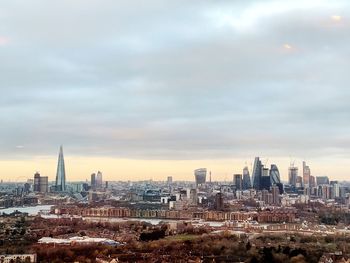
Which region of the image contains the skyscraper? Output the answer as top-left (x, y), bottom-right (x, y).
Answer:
top-left (189, 188), bottom-right (198, 205)
top-left (309, 175), bottom-right (316, 188)
top-left (194, 168), bottom-right (207, 186)
top-left (303, 161), bottom-right (311, 187)
top-left (270, 164), bottom-right (281, 185)
top-left (242, 166), bottom-right (251, 190)
top-left (252, 157), bottom-right (263, 190)
top-left (34, 172), bottom-right (41, 192)
top-left (96, 171), bottom-right (103, 188)
top-left (261, 167), bottom-right (271, 190)
top-left (39, 176), bottom-right (48, 193)
top-left (233, 174), bottom-right (242, 190)
top-left (91, 173), bottom-right (96, 189)
top-left (288, 166), bottom-right (298, 187)
top-left (55, 145), bottom-right (66, 192)
top-left (296, 176), bottom-right (303, 188)
top-left (214, 192), bottom-right (224, 211)
top-left (34, 172), bottom-right (48, 193)
top-left (271, 185), bottom-right (280, 204)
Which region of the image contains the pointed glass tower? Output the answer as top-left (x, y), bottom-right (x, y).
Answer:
top-left (55, 145), bottom-right (66, 191)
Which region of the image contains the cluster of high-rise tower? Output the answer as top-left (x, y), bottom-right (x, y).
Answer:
top-left (232, 157), bottom-right (283, 194)
top-left (193, 157), bottom-right (284, 193)
top-left (288, 161), bottom-right (314, 188)
top-left (251, 157), bottom-right (283, 192)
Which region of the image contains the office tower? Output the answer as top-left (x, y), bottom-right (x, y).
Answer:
top-left (91, 173), bottom-right (96, 189)
top-left (194, 168), bottom-right (207, 186)
top-left (233, 174), bottom-right (242, 190)
top-left (214, 192), bottom-right (224, 210)
top-left (39, 176), bottom-right (48, 193)
top-left (288, 166), bottom-right (298, 187)
top-left (302, 161), bottom-right (311, 187)
top-left (242, 166), bottom-right (251, 190)
top-left (261, 167), bottom-right (271, 190)
top-left (309, 175), bottom-right (316, 188)
top-left (252, 157), bottom-right (263, 190)
top-left (316, 176), bottom-right (329, 185)
top-left (167, 176), bottom-right (173, 184)
top-left (96, 171), bottom-right (103, 188)
top-left (34, 172), bottom-right (41, 192)
top-left (319, 185), bottom-right (330, 200)
top-left (189, 188), bottom-right (198, 205)
top-left (269, 164), bottom-right (283, 193)
top-left (33, 172), bottom-right (48, 193)
top-left (332, 183), bottom-right (340, 198)
top-left (55, 145), bottom-right (66, 192)
top-left (271, 185), bottom-right (280, 204)
top-left (270, 164), bottom-right (281, 185)
top-left (296, 176), bottom-right (303, 187)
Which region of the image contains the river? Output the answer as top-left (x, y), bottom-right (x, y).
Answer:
top-left (0, 205), bottom-right (53, 215)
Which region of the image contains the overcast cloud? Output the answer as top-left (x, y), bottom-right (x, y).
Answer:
top-left (0, 0), bottom-right (349, 160)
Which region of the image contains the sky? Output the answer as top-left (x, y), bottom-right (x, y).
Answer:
top-left (0, 0), bottom-right (349, 182)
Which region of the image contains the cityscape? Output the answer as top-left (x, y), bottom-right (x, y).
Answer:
top-left (1, 0), bottom-right (350, 262)
top-left (0, 146), bottom-right (349, 262)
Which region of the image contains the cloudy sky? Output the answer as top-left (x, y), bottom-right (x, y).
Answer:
top-left (0, 0), bottom-right (349, 181)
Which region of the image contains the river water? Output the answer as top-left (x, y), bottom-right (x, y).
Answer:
top-left (0, 205), bottom-right (52, 215)
top-left (0, 206), bottom-right (225, 227)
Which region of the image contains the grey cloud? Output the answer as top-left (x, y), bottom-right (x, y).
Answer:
top-left (0, 0), bottom-right (349, 161)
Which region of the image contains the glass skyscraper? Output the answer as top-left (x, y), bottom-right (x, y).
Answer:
top-left (270, 164), bottom-right (281, 185)
top-left (194, 168), bottom-right (207, 186)
top-left (242, 166), bottom-right (251, 190)
top-left (288, 166), bottom-right (298, 187)
top-left (270, 164), bottom-right (283, 193)
top-left (252, 157), bottom-right (263, 190)
top-left (55, 145), bottom-right (66, 191)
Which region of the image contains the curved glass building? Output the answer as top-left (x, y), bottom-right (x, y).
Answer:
top-left (270, 164), bottom-right (281, 185)
top-left (194, 168), bottom-right (207, 186)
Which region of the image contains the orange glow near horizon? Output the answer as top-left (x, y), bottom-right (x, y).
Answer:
top-left (0, 156), bottom-right (348, 183)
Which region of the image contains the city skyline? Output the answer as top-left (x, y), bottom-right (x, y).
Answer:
top-left (0, 153), bottom-right (346, 183)
top-left (0, 1), bottom-right (350, 180)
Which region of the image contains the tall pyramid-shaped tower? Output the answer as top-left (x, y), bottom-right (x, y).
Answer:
top-left (55, 145), bottom-right (66, 191)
